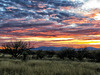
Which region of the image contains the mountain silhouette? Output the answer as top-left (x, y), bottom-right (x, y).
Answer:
top-left (30, 46), bottom-right (100, 51)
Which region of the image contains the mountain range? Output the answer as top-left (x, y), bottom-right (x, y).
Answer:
top-left (30, 46), bottom-right (100, 51)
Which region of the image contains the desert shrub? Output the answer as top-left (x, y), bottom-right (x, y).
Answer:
top-left (76, 48), bottom-right (88, 61)
top-left (22, 50), bottom-right (28, 61)
top-left (65, 48), bottom-right (76, 60)
top-left (86, 51), bottom-right (100, 62)
top-left (95, 52), bottom-right (100, 62)
top-left (56, 48), bottom-right (76, 60)
top-left (86, 51), bottom-right (96, 62)
top-left (56, 50), bottom-right (67, 60)
top-left (36, 50), bottom-right (46, 59)
top-left (45, 50), bottom-right (55, 58)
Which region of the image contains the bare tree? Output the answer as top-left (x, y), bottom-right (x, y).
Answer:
top-left (2, 41), bottom-right (32, 58)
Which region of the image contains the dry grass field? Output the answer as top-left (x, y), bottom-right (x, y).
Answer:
top-left (0, 58), bottom-right (100, 75)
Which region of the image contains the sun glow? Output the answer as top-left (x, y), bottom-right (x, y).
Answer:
top-left (94, 14), bottom-right (100, 20)
top-left (17, 37), bottom-right (74, 41)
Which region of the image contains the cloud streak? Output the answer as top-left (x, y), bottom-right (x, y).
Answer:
top-left (0, 0), bottom-right (100, 48)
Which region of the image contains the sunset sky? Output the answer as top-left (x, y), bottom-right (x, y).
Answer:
top-left (0, 0), bottom-right (100, 48)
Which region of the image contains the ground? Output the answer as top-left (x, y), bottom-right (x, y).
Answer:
top-left (0, 57), bottom-right (100, 75)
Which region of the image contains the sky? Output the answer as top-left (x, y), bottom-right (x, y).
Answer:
top-left (0, 0), bottom-right (100, 48)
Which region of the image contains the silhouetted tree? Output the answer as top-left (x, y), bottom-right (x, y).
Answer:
top-left (46, 50), bottom-right (55, 58)
top-left (95, 52), bottom-right (100, 62)
top-left (31, 51), bottom-right (36, 59)
top-left (22, 50), bottom-right (28, 61)
top-left (36, 50), bottom-right (46, 59)
top-left (76, 48), bottom-right (88, 61)
top-left (86, 51), bottom-right (96, 62)
top-left (65, 48), bottom-right (76, 60)
top-left (57, 48), bottom-right (76, 60)
top-left (2, 41), bottom-right (32, 58)
top-left (56, 50), bottom-right (67, 60)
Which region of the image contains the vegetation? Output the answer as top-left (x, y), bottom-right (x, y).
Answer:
top-left (76, 48), bottom-right (88, 61)
top-left (36, 50), bottom-right (46, 59)
top-left (0, 59), bottom-right (99, 75)
top-left (0, 41), bottom-right (100, 75)
top-left (1, 43), bottom-right (100, 62)
top-left (2, 41), bottom-right (31, 59)
top-left (45, 50), bottom-right (55, 58)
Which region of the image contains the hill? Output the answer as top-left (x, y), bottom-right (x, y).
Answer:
top-left (30, 46), bottom-right (100, 51)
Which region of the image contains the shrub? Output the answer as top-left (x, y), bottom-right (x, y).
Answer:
top-left (36, 50), bottom-right (46, 59)
top-left (76, 48), bottom-right (88, 61)
top-left (95, 52), bottom-right (100, 62)
top-left (86, 51), bottom-right (96, 62)
top-left (56, 50), bottom-right (67, 60)
top-left (65, 48), bottom-right (76, 60)
top-left (45, 50), bottom-right (55, 58)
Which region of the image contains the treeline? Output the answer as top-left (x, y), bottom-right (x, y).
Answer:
top-left (30, 48), bottom-right (100, 62)
top-left (56, 48), bottom-right (100, 62)
top-left (1, 47), bottom-right (100, 62)
top-left (0, 41), bottom-right (100, 62)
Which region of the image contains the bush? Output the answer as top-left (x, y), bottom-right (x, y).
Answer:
top-left (95, 52), bottom-right (100, 62)
top-left (86, 51), bottom-right (96, 62)
top-left (57, 48), bottom-right (76, 60)
top-left (65, 48), bottom-right (76, 60)
top-left (56, 50), bottom-right (67, 60)
top-left (76, 48), bottom-right (88, 61)
top-left (36, 50), bottom-right (46, 59)
top-left (45, 51), bottom-right (55, 58)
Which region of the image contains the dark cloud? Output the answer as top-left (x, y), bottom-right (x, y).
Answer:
top-left (37, 0), bottom-right (83, 7)
top-left (0, 31), bottom-right (58, 37)
top-left (0, 0), bottom-right (85, 25)
top-left (78, 23), bottom-right (94, 26)
top-left (0, 0), bottom-right (99, 38)
top-left (0, 21), bottom-right (53, 28)
top-left (62, 28), bottom-right (100, 35)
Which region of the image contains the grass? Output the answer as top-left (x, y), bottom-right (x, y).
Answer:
top-left (0, 58), bottom-right (100, 75)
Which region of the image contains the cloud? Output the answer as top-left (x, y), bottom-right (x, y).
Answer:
top-left (78, 23), bottom-right (94, 26)
top-left (0, 0), bottom-right (100, 48)
top-left (42, 0), bottom-right (84, 6)
top-left (62, 28), bottom-right (100, 35)
top-left (94, 14), bottom-right (100, 20)
top-left (0, 21), bottom-right (53, 28)
top-left (0, 0), bottom-right (86, 25)
top-left (82, 0), bottom-right (100, 10)
top-left (61, 23), bottom-right (78, 28)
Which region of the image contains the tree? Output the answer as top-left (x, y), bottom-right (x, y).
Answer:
top-left (86, 51), bottom-right (100, 62)
top-left (2, 41), bottom-right (32, 58)
top-left (46, 50), bottom-right (55, 58)
top-left (56, 48), bottom-right (76, 60)
top-left (86, 51), bottom-right (96, 62)
top-left (22, 50), bottom-right (28, 61)
top-left (56, 50), bottom-right (67, 60)
top-left (36, 50), bottom-right (46, 59)
top-left (95, 52), bottom-right (100, 62)
top-left (65, 48), bottom-right (76, 60)
top-left (76, 48), bottom-right (88, 61)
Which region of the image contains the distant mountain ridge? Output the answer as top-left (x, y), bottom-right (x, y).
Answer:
top-left (30, 46), bottom-right (100, 51)
top-left (85, 47), bottom-right (98, 50)
top-left (30, 46), bottom-right (67, 51)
